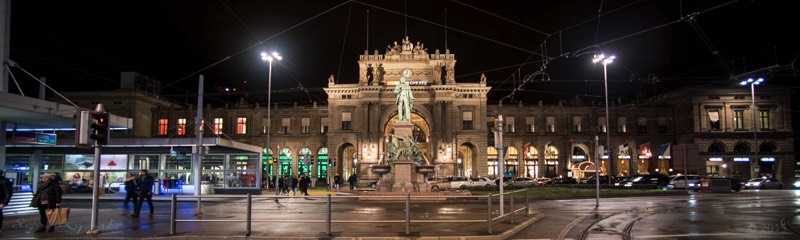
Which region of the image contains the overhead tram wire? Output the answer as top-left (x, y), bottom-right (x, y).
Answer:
top-left (159, 0), bottom-right (354, 92)
top-left (336, 2), bottom-right (355, 84)
top-left (451, 0), bottom-right (549, 36)
top-left (219, 0), bottom-right (261, 42)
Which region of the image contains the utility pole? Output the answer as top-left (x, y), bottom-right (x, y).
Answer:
top-left (497, 115), bottom-right (505, 216)
top-left (194, 75), bottom-right (204, 215)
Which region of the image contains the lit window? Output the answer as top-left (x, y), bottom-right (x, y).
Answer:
top-left (158, 119), bottom-right (168, 135)
top-left (177, 118), bottom-right (187, 135)
top-left (733, 110), bottom-right (744, 130)
top-left (506, 116), bottom-right (515, 133)
top-left (525, 116), bottom-right (535, 133)
top-left (281, 118), bottom-right (291, 134)
top-left (599, 117), bottom-right (607, 133)
top-left (572, 116), bottom-right (582, 133)
top-left (301, 117), bottom-right (310, 134)
top-left (759, 110), bottom-right (770, 130)
top-left (237, 117), bottom-right (247, 134)
top-left (213, 118), bottom-right (223, 135)
top-left (546, 116), bottom-right (555, 133)
top-left (618, 117), bottom-right (627, 133)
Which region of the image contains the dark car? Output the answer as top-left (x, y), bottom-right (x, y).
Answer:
top-left (551, 177), bottom-right (578, 185)
top-left (697, 177), bottom-right (743, 192)
top-left (614, 176), bottom-right (632, 186)
top-left (623, 174), bottom-right (670, 189)
top-left (494, 176), bottom-right (514, 186)
top-left (582, 175), bottom-right (617, 184)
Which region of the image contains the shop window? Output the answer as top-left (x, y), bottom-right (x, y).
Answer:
top-left (177, 118), bottom-right (187, 135)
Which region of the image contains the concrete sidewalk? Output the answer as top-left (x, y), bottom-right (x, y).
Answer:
top-left (62, 188), bottom-right (347, 202)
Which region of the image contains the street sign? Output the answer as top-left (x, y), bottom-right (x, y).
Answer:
top-left (14, 132), bottom-right (56, 145)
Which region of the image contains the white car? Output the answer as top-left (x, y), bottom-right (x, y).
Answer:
top-left (431, 176), bottom-right (471, 191)
top-left (468, 177), bottom-right (496, 187)
top-left (666, 175), bottom-right (701, 190)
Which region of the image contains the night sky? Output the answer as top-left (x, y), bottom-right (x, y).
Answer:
top-left (7, 0), bottom-right (800, 105)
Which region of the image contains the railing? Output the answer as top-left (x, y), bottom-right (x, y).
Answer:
top-left (169, 189), bottom-right (529, 236)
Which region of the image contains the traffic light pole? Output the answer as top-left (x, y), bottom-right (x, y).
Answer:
top-left (194, 75), bottom-right (204, 215)
top-left (87, 104), bottom-right (105, 234)
top-left (497, 115), bottom-right (505, 216)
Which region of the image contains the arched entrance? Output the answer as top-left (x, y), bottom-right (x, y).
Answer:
top-left (457, 143), bottom-right (476, 177)
top-left (278, 147), bottom-right (293, 177)
top-left (758, 142), bottom-right (776, 177)
top-left (487, 147), bottom-right (499, 177)
top-left (505, 147), bottom-right (519, 177)
top-left (298, 148), bottom-right (312, 176)
top-left (544, 143), bottom-right (559, 178)
top-left (523, 144), bottom-right (538, 178)
top-left (383, 113), bottom-right (432, 161)
top-left (337, 143), bottom-right (357, 179)
top-left (316, 148), bottom-right (329, 181)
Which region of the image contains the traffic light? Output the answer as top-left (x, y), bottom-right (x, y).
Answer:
top-left (90, 111), bottom-right (110, 145)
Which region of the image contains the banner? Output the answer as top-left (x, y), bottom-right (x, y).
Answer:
top-left (639, 143), bottom-right (652, 158)
top-left (659, 143), bottom-right (671, 159)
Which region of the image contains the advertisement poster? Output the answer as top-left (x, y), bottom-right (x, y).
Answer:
top-left (66, 154), bottom-right (128, 170)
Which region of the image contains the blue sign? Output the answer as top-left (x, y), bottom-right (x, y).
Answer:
top-left (13, 132), bottom-right (56, 145)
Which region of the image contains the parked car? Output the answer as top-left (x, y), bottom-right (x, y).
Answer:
top-left (666, 175), bottom-right (702, 190)
top-left (745, 178), bottom-right (784, 189)
top-left (431, 176), bottom-right (471, 191)
top-left (551, 177), bottom-right (578, 185)
top-left (507, 177), bottom-right (538, 187)
top-left (494, 176), bottom-right (514, 186)
top-left (582, 175), bottom-right (618, 184)
top-left (536, 177), bottom-right (552, 185)
top-left (614, 176), bottom-right (632, 186)
top-left (794, 179), bottom-right (800, 189)
top-left (468, 177), bottom-right (496, 187)
top-left (623, 174), bottom-right (670, 189)
top-left (696, 177), bottom-right (743, 192)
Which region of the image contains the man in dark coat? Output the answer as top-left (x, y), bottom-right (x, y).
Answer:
top-left (32, 173), bottom-right (62, 233)
top-left (0, 169), bottom-right (13, 231)
top-left (133, 170), bottom-right (155, 217)
top-left (298, 175), bottom-right (311, 196)
top-left (348, 174), bottom-right (358, 190)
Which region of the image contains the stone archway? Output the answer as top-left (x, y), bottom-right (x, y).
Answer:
top-left (336, 143), bottom-right (357, 180)
top-left (458, 142), bottom-right (477, 177)
top-left (382, 112), bottom-right (433, 162)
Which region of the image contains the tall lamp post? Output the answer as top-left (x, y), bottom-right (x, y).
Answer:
top-left (262, 51), bottom-right (282, 194)
top-left (740, 77), bottom-right (763, 178)
top-left (593, 54), bottom-right (615, 182)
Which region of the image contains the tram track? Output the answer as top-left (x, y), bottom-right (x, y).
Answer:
top-left (780, 212), bottom-right (800, 238)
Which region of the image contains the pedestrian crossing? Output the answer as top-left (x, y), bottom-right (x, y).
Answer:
top-left (2, 191), bottom-right (38, 216)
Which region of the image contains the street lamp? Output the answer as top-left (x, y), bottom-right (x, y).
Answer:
top-left (740, 77), bottom-right (763, 178)
top-left (262, 51), bottom-right (282, 195)
top-left (593, 53), bottom-right (614, 209)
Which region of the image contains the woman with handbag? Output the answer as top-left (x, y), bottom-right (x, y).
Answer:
top-left (31, 173), bottom-right (62, 233)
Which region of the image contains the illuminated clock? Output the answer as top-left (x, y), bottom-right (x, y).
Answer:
top-left (402, 68), bottom-right (413, 78)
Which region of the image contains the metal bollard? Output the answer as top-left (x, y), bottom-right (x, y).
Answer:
top-left (326, 194), bottom-right (332, 235)
top-left (525, 188), bottom-right (530, 216)
top-left (405, 193), bottom-right (411, 235)
top-left (170, 194), bottom-right (177, 235)
top-left (510, 191), bottom-right (515, 223)
top-left (196, 196), bottom-right (202, 216)
top-left (487, 194), bottom-right (493, 234)
top-left (246, 193), bottom-right (252, 236)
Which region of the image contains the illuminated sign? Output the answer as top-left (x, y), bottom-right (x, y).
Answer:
top-left (572, 155), bottom-right (586, 160)
top-left (760, 157), bottom-right (775, 162)
top-left (733, 157), bottom-right (750, 162)
top-left (708, 157), bottom-right (723, 162)
top-left (619, 155), bottom-right (631, 159)
top-left (386, 80), bottom-right (429, 86)
top-left (13, 132), bottom-right (56, 145)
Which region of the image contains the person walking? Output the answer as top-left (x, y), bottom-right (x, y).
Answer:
top-left (291, 176), bottom-right (298, 196)
top-left (333, 174), bottom-right (341, 191)
top-left (133, 170), bottom-right (155, 217)
top-left (348, 174), bottom-right (358, 190)
top-left (299, 174), bottom-right (311, 196)
top-left (0, 170), bottom-right (13, 232)
top-left (281, 175), bottom-right (291, 195)
top-left (123, 172), bottom-right (139, 208)
top-left (31, 174), bottom-right (61, 233)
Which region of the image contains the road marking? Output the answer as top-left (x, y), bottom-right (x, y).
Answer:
top-left (557, 215), bottom-right (586, 240)
top-left (636, 232), bottom-right (792, 238)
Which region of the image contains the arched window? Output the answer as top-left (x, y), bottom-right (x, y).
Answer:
top-left (708, 143), bottom-right (725, 153)
top-left (733, 143), bottom-right (750, 153)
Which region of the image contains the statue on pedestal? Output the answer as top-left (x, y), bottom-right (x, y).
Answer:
top-left (394, 77), bottom-right (414, 122)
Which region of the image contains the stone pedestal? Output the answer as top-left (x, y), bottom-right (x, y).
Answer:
top-left (391, 160), bottom-right (415, 192)
top-left (392, 121), bottom-right (414, 137)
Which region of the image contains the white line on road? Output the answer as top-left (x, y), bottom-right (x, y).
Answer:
top-left (635, 232), bottom-right (792, 239)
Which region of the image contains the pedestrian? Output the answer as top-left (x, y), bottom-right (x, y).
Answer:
top-left (334, 174), bottom-right (341, 191)
top-left (123, 172), bottom-right (139, 208)
top-left (133, 170), bottom-right (155, 217)
top-left (31, 173), bottom-right (62, 233)
top-left (281, 175), bottom-right (291, 195)
top-left (0, 169), bottom-right (13, 232)
top-left (299, 175), bottom-right (311, 196)
top-left (348, 174), bottom-right (358, 190)
top-left (291, 176), bottom-right (298, 196)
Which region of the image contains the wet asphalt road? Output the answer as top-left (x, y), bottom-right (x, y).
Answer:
top-left (510, 189), bottom-right (800, 240)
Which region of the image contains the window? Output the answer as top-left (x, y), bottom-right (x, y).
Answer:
top-left (158, 119), bottom-right (168, 135)
top-left (733, 110), bottom-right (744, 130)
top-left (213, 118), bottom-right (223, 134)
top-left (506, 116), bottom-right (515, 133)
top-left (236, 117), bottom-right (247, 134)
top-left (341, 112), bottom-right (352, 130)
top-left (708, 110), bottom-right (721, 130)
top-left (599, 117), bottom-right (607, 133)
top-left (281, 118), bottom-right (291, 134)
top-left (618, 117), bottom-right (627, 133)
top-left (546, 116), bottom-right (556, 133)
top-left (261, 117), bottom-right (270, 134)
top-left (177, 118), bottom-right (187, 135)
top-left (462, 111), bottom-right (473, 130)
top-left (657, 117), bottom-right (667, 134)
top-left (572, 116), bottom-right (582, 133)
top-left (638, 117), bottom-right (647, 134)
top-left (525, 117), bottom-right (535, 133)
top-left (321, 117), bottom-right (329, 134)
top-left (760, 110), bottom-right (770, 130)
top-left (301, 118), bottom-right (310, 134)
top-left (341, 95), bottom-right (352, 99)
